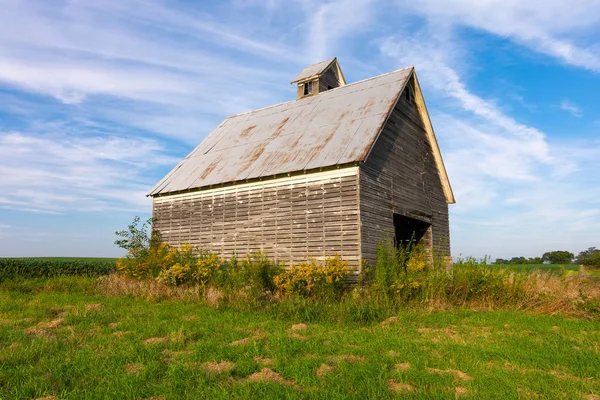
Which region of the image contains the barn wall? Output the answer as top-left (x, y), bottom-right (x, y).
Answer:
top-left (152, 167), bottom-right (361, 267)
top-left (359, 81), bottom-right (451, 266)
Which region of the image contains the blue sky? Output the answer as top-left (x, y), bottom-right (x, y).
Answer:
top-left (1, 0), bottom-right (599, 259)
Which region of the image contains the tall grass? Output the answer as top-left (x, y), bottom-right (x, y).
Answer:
top-left (97, 239), bottom-right (600, 323)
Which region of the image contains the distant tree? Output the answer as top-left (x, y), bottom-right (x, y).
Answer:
top-left (576, 247), bottom-right (600, 268)
top-left (494, 258), bottom-right (509, 265)
top-left (527, 257), bottom-right (542, 264)
top-left (541, 251), bottom-right (574, 264)
top-left (509, 256), bottom-right (528, 264)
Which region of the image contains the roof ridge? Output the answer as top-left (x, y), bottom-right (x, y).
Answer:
top-left (227, 66), bottom-right (414, 119)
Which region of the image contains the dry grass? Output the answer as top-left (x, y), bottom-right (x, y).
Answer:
top-left (254, 357), bottom-right (275, 366)
top-left (96, 269), bottom-right (600, 319)
top-left (387, 379), bottom-right (414, 393)
top-left (288, 332), bottom-right (307, 341)
top-left (85, 303), bottom-right (102, 312)
top-left (315, 363), bottom-right (333, 377)
top-left (327, 354), bottom-right (366, 362)
top-left (246, 368), bottom-right (298, 388)
top-left (395, 362), bottom-right (411, 371)
top-left (426, 368), bottom-right (472, 381)
top-left (125, 363), bottom-right (144, 375)
top-left (25, 318), bottom-right (64, 336)
top-left (202, 361), bottom-right (235, 374)
top-left (380, 316), bottom-right (398, 327)
top-left (143, 337), bottom-right (168, 345)
top-left (290, 323), bottom-right (308, 331)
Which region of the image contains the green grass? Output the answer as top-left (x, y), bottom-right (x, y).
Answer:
top-left (486, 263), bottom-right (581, 274)
top-left (1, 277), bottom-right (599, 399)
top-left (19, 257), bottom-right (119, 262)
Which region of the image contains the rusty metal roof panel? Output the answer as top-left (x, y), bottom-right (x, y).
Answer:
top-left (290, 57), bottom-right (336, 83)
top-left (149, 66), bottom-right (413, 196)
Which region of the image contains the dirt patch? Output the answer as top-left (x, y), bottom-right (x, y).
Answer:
top-left (290, 323), bottom-right (308, 331)
top-left (112, 331), bottom-right (131, 337)
top-left (395, 363), bottom-right (411, 371)
top-left (203, 361), bottom-right (235, 374)
top-left (144, 337), bottom-right (168, 345)
top-left (182, 315), bottom-right (197, 321)
top-left (247, 368), bottom-right (298, 388)
top-left (387, 350), bottom-right (400, 357)
top-left (380, 316), bottom-right (398, 327)
top-left (585, 395), bottom-right (600, 400)
top-left (125, 363), bottom-right (144, 375)
top-left (455, 387), bottom-right (469, 397)
top-left (388, 379), bottom-right (413, 393)
top-left (315, 363), bottom-right (333, 377)
top-left (85, 303), bottom-right (102, 312)
top-left (427, 368), bottom-right (472, 381)
top-left (328, 354), bottom-right (366, 362)
top-left (34, 396), bottom-right (59, 400)
top-left (109, 322), bottom-right (120, 328)
top-left (254, 357), bottom-right (274, 366)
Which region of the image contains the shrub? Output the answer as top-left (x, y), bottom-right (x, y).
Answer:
top-left (273, 255), bottom-right (350, 298)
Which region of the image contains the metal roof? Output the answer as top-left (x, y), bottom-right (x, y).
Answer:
top-left (290, 57), bottom-right (337, 83)
top-left (149, 67), bottom-right (413, 196)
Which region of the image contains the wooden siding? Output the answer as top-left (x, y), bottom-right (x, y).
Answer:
top-left (318, 65), bottom-right (342, 93)
top-left (153, 168), bottom-right (361, 267)
top-left (359, 78), bottom-right (451, 266)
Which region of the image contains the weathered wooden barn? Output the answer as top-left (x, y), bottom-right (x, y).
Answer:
top-left (149, 58), bottom-right (455, 269)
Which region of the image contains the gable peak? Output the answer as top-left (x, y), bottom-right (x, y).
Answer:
top-left (291, 57), bottom-right (347, 99)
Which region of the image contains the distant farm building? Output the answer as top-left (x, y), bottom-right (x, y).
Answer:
top-left (149, 58), bottom-right (455, 269)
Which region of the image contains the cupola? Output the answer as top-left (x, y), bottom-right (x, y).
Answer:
top-left (291, 57), bottom-right (346, 100)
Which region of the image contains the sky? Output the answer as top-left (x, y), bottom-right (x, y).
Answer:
top-left (0, 0), bottom-right (599, 259)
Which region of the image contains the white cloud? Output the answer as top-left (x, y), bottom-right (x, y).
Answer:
top-left (396, 0), bottom-right (600, 72)
top-left (0, 0), bottom-right (598, 258)
top-left (297, 0), bottom-right (376, 62)
top-left (560, 99), bottom-right (583, 117)
top-left (0, 131), bottom-right (176, 214)
top-left (378, 30), bottom-right (599, 257)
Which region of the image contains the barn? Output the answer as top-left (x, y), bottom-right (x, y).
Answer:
top-left (148, 58), bottom-right (455, 270)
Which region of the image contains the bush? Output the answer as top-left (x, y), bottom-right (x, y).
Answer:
top-left (272, 255), bottom-right (350, 299)
top-left (0, 258), bottom-right (115, 282)
top-left (110, 218), bottom-right (599, 319)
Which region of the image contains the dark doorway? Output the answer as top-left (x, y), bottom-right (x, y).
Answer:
top-left (393, 214), bottom-right (431, 248)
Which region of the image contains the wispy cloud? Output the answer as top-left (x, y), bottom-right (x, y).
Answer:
top-left (0, 0), bottom-right (598, 258)
top-left (0, 130), bottom-right (176, 214)
top-left (560, 99), bottom-right (583, 117)
top-left (377, 27), bottom-right (599, 256)
top-left (395, 0), bottom-right (600, 72)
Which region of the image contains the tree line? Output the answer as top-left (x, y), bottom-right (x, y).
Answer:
top-left (495, 247), bottom-right (600, 267)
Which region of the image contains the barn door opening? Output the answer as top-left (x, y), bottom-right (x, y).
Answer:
top-left (393, 214), bottom-right (431, 249)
